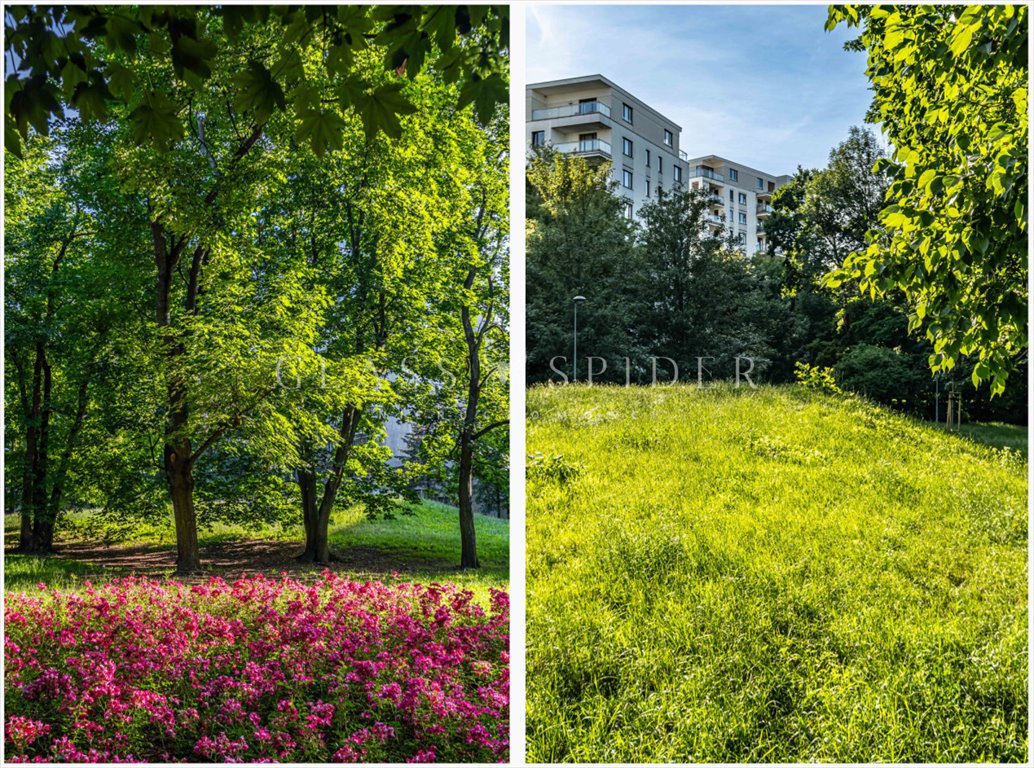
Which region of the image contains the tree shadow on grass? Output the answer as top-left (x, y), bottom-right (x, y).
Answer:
top-left (6, 538), bottom-right (492, 589)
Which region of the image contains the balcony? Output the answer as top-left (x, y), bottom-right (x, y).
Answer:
top-left (704, 212), bottom-right (724, 226)
top-left (679, 149), bottom-right (688, 160)
top-left (706, 193), bottom-right (724, 207)
top-left (554, 138), bottom-right (612, 159)
top-left (757, 202), bottom-right (773, 217)
top-left (689, 166), bottom-right (724, 183)
top-left (530, 102), bottom-right (613, 132)
top-left (531, 101), bottom-right (612, 121)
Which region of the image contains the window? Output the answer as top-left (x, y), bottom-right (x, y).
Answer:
top-left (738, 232), bottom-right (746, 245)
top-left (623, 200), bottom-right (634, 220)
top-left (622, 137), bottom-right (633, 157)
top-left (578, 98), bottom-right (598, 114)
top-left (622, 103), bottom-right (633, 123)
top-left (756, 177), bottom-right (765, 189)
top-left (673, 165), bottom-right (682, 183)
top-left (531, 131), bottom-right (545, 147)
top-left (768, 181), bottom-right (775, 192)
top-left (728, 168), bottom-right (739, 182)
top-left (738, 192), bottom-right (747, 205)
top-left (623, 169), bottom-right (633, 189)
top-left (729, 189), bottom-right (734, 201)
top-left (645, 180), bottom-right (651, 197)
top-left (645, 148), bottom-right (651, 166)
top-left (738, 212), bottom-right (747, 225)
top-left (664, 129), bottom-right (673, 147)
top-left (657, 156), bottom-right (663, 173)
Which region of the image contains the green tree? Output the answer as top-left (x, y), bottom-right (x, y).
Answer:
top-left (4, 127), bottom-right (151, 552)
top-left (763, 127), bottom-right (939, 409)
top-left (825, 4), bottom-right (1028, 395)
top-left (803, 126), bottom-right (890, 271)
top-left (401, 114), bottom-right (509, 569)
top-left (768, 128), bottom-right (889, 280)
top-left (452, 161), bottom-right (509, 568)
top-left (87, 23), bottom-right (330, 574)
top-left (635, 187), bottom-right (789, 382)
top-left (4, 6), bottom-right (508, 155)
top-left (526, 148), bottom-right (641, 383)
top-left (264, 69), bottom-right (504, 565)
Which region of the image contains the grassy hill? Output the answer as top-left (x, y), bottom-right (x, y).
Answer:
top-left (526, 384), bottom-right (1027, 763)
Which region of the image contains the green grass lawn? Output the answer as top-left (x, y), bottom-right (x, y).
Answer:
top-left (526, 384), bottom-right (1027, 763)
top-left (954, 421), bottom-right (1028, 454)
top-left (330, 501), bottom-right (509, 598)
top-left (5, 500), bottom-right (508, 601)
top-left (3, 552), bottom-right (127, 592)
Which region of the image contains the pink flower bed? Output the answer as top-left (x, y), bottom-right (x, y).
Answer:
top-left (4, 573), bottom-right (509, 763)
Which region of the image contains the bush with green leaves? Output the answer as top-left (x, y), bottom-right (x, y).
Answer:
top-left (834, 344), bottom-right (930, 410)
top-left (825, 4), bottom-right (1027, 395)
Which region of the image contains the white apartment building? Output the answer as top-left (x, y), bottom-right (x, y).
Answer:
top-left (527, 75), bottom-right (788, 255)
top-left (527, 75), bottom-right (687, 217)
top-left (684, 155), bottom-right (791, 255)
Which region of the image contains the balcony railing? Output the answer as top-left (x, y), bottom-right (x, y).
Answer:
top-left (757, 203), bottom-right (773, 215)
top-left (554, 139), bottom-right (612, 157)
top-left (689, 167), bottom-right (724, 182)
top-left (704, 213), bottom-right (724, 225)
top-left (679, 149), bottom-right (688, 160)
top-left (531, 101), bottom-right (612, 121)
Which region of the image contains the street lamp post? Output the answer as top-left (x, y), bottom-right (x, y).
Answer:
top-left (573, 295), bottom-right (586, 383)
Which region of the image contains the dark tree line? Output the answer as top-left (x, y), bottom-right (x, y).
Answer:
top-left (526, 129), bottom-right (1026, 424)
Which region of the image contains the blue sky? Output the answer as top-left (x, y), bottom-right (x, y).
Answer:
top-left (526, 3), bottom-right (878, 174)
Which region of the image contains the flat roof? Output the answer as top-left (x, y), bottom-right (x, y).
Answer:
top-left (528, 74), bottom-right (683, 131)
top-left (686, 154), bottom-right (789, 181)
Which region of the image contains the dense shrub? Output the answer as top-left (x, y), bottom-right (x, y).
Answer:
top-left (835, 344), bottom-right (928, 410)
top-left (4, 573), bottom-right (509, 763)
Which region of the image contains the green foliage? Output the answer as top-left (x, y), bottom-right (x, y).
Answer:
top-left (834, 344), bottom-right (930, 410)
top-left (4, 5), bottom-right (509, 156)
top-left (766, 128), bottom-right (949, 414)
top-left (525, 156), bottom-right (795, 385)
top-left (526, 452), bottom-right (583, 485)
top-left (637, 188), bottom-right (786, 379)
top-left (793, 361), bottom-right (841, 394)
top-left (527, 384), bottom-right (1027, 762)
top-left (4, 7), bottom-right (511, 568)
top-left (525, 148), bottom-right (642, 382)
top-left (4, 125), bottom-right (155, 549)
top-left (825, 5), bottom-right (1028, 395)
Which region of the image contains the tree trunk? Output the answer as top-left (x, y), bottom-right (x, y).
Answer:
top-left (458, 433), bottom-right (479, 569)
top-left (152, 220), bottom-right (202, 575)
top-left (40, 378), bottom-right (90, 553)
top-left (299, 406), bottom-right (361, 565)
top-left (18, 346), bottom-right (43, 553)
top-left (296, 468), bottom-right (318, 562)
top-left (313, 500), bottom-right (332, 564)
top-left (459, 266), bottom-right (482, 570)
top-left (167, 445), bottom-right (200, 575)
top-left (29, 354), bottom-right (54, 554)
